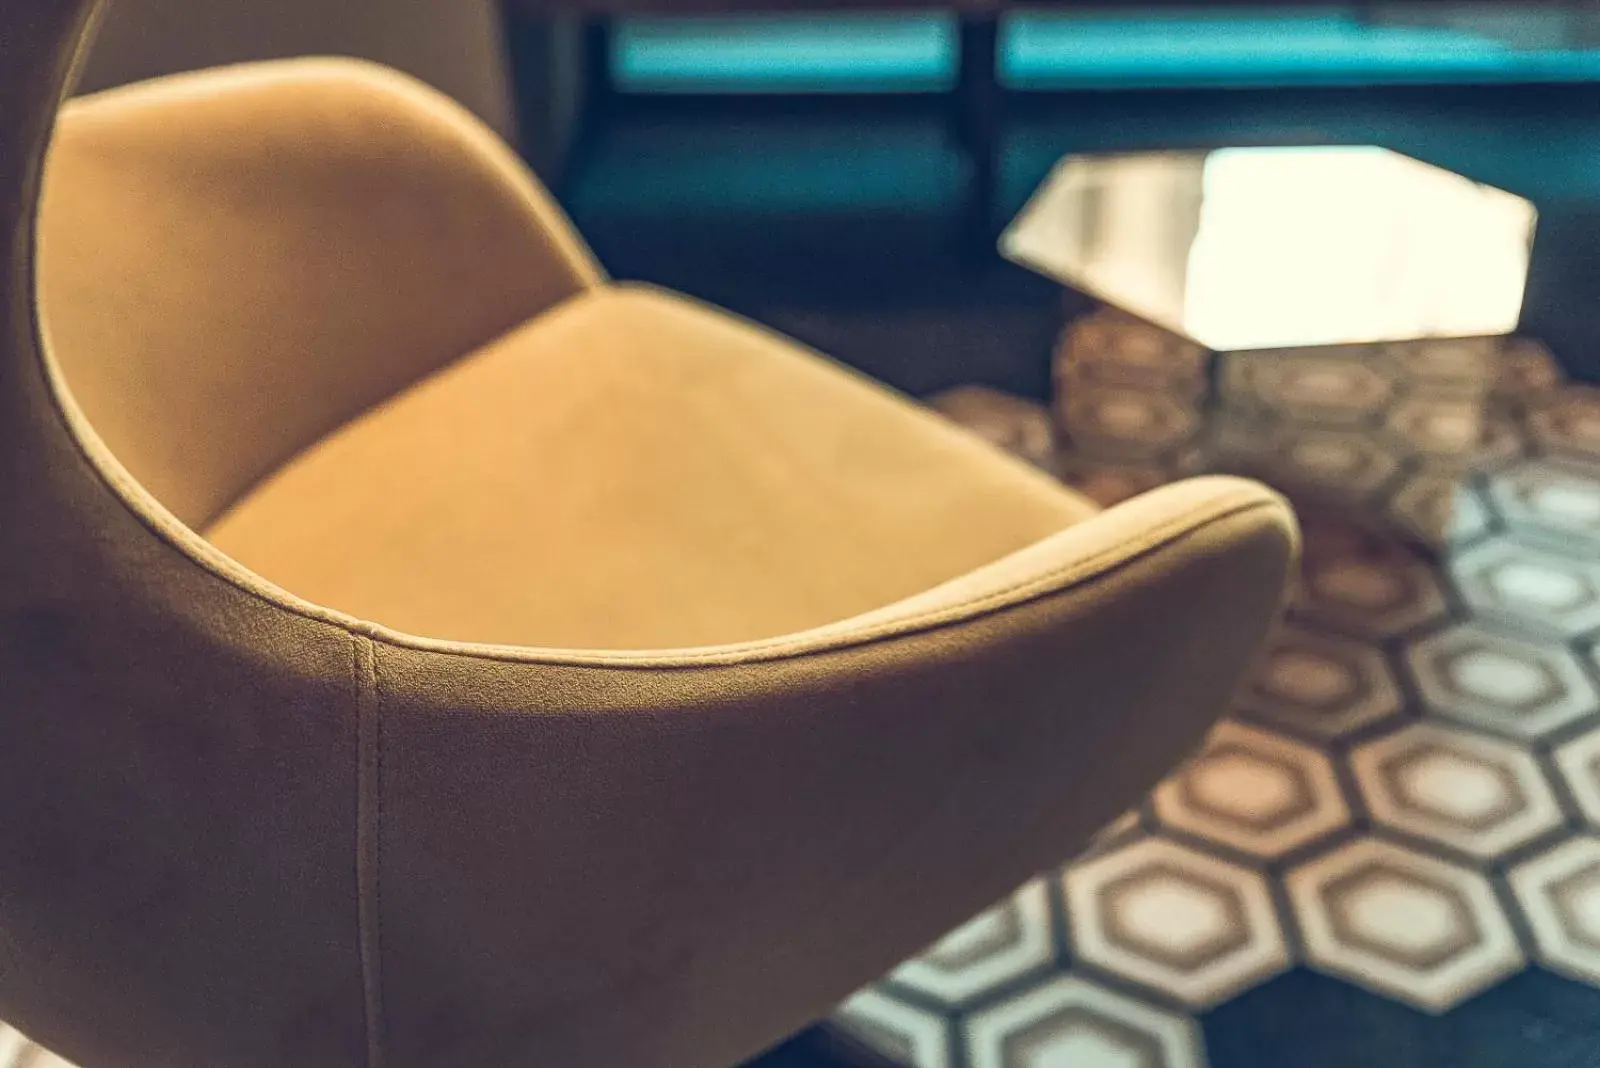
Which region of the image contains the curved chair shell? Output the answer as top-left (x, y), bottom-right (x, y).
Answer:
top-left (0, 5), bottom-right (1299, 1066)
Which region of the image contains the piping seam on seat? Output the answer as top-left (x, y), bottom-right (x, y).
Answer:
top-left (432, 489), bottom-right (1287, 668)
top-left (646, 492), bottom-right (1282, 662)
top-left (353, 635), bottom-right (386, 1068)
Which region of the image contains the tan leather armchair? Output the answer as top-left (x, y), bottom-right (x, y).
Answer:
top-left (0, 4), bottom-right (1297, 1066)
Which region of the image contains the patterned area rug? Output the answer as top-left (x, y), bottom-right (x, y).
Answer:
top-left (830, 311), bottom-right (1600, 1066)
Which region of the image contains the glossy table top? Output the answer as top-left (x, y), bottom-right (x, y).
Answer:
top-left (1001, 145), bottom-right (1537, 352)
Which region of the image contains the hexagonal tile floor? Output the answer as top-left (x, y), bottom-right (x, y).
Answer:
top-left (831, 316), bottom-right (1600, 1068)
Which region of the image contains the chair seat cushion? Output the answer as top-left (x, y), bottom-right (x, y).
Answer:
top-left (205, 284), bottom-right (1096, 648)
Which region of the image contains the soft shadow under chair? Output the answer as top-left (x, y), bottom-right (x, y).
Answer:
top-left (0, 3), bottom-right (1298, 1065)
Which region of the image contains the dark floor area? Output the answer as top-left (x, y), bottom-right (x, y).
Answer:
top-left (1204, 968), bottom-right (1600, 1068)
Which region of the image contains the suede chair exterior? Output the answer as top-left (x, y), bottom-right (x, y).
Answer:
top-left (0, 4), bottom-right (1299, 1067)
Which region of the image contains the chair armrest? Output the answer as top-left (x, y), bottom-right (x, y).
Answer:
top-left (777, 474), bottom-right (1292, 655)
top-left (364, 475), bottom-right (1298, 1065)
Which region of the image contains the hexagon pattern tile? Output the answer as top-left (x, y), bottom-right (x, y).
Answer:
top-left (1222, 424), bottom-right (1404, 504)
top-left (1450, 539), bottom-right (1600, 638)
top-left (1237, 623), bottom-right (1404, 739)
top-left (1494, 337), bottom-right (1564, 401)
top-left (835, 989), bottom-right (953, 1068)
top-left (1287, 838), bottom-right (1524, 1011)
top-left (1476, 414), bottom-right (1529, 470)
top-left (1510, 837), bottom-right (1600, 987)
top-left (891, 880), bottom-right (1055, 1008)
top-left (1060, 387), bottom-right (1201, 460)
top-left (1386, 396), bottom-right (1486, 460)
top-left (1489, 458), bottom-right (1600, 546)
top-left (965, 977), bottom-right (1204, 1068)
top-left (1056, 309), bottom-right (1210, 400)
top-left (1390, 470), bottom-right (1493, 548)
top-left (1064, 836), bottom-right (1290, 1008)
top-left (1153, 719), bottom-right (1349, 859)
top-left (1387, 336), bottom-right (1497, 391)
top-left (1293, 531), bottom-right (1448, 639)
top-left (1528, 387), bottom-right (1600, 460)
top-left (1554, 731), bottom-right (1600, 829)
top-left (1350, 722), bottom-right (1563, 860)
top-left (832, 314), bottom-right (1600, 1068)
top-left (1224, 348), bottom-right (1396, 424)
top-left (1408, 624), bottom-right (1598, 739)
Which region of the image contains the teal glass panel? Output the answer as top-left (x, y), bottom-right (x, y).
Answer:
top-left (613, 15), bottom-right (956, 93)
top-left (612, 6), bottom-right (1600, 94)
top-left (1002, 7), bottom-right (1600, 89)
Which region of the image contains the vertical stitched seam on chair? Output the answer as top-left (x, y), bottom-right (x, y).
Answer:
top-left (353, 635), bottom-right (386, 1068)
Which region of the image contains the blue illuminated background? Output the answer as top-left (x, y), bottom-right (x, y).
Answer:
top-left (613, 5), bottom-right (1600, 93)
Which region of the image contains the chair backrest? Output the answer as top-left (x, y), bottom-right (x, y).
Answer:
top-left (30, 20), bottom-right (603, 531)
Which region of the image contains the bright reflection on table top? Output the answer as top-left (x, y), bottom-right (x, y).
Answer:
top-left (1001, 145), bottom-right (1536, 351)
